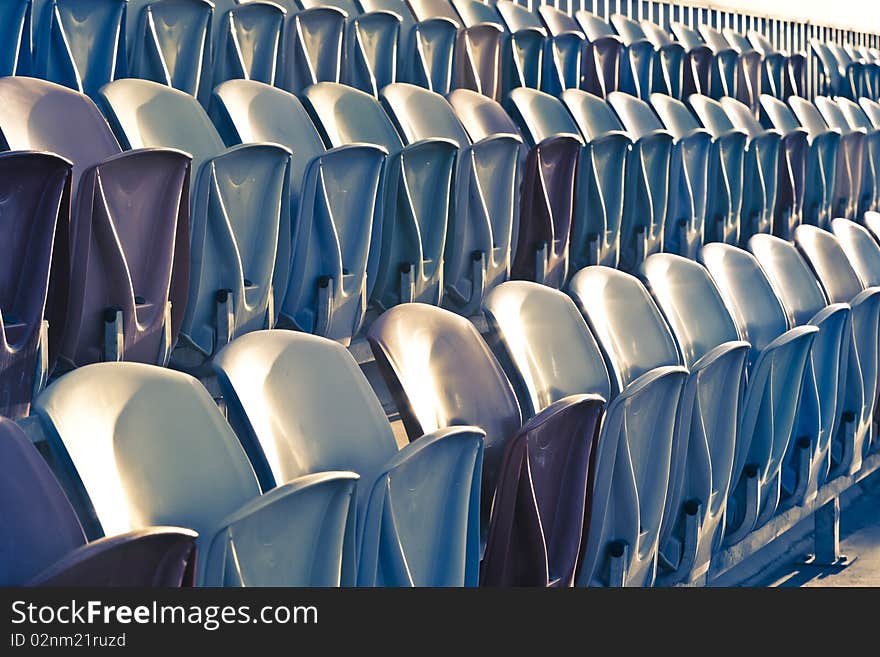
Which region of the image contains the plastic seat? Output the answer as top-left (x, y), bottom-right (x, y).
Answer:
top-left (503, 88), bottom-right (580, 286)
top-left (794, 224), bottom-right (880, 474)
top-left (656, 93), bottom-right (743, 246)
top-left (698, 24), bottom-right (752, 107)
top-left (408, 0), bottom-right (502, 100)
top-left (0, 0), bottom-right (31, 76)
top-left (836, 97), bottom-right (880, 214)
top-left (645, 93), bottom-right (712, 259)
top-left (211, 80), bottom-right (385, 344)
top-left (568, 267), bottom-right (687, 586)
top-left (672, 22), bottom-right (729, 100)
top-left (98, 79), bottom-right (292, 366)
top-left (277, 1), bottom-right (346, 93)
top-left (303, 82), bottom-right (457, 310)
top-left (0, 417), bottom-right (197, 586)
top-left (34, 361), bottom-right (359, 586)
top-left (212, 0), bottom-right (285, 87)
top-left (700, 247), bottom-right (822, 532)
top-left (602, 91), bottom-right (673, 269)
top-left (0, 77), bottom-right (190, 370)
top-left (611, 14), bottom-right (682, 99)
top-left (814, 96), bottom-right (870, 218)
top-left (32, 0), bottom-right (126, 99)
top-left (536, 5), bottom-right (585, 96)
top-left (125, 0), bottom-right (213, 102)
top-left (493, 0), bottom-right (546, 92)
top-left (573, 11), bottom-right (625, 98)
top-left (382, 85), bottom-right (520, 315)
top-left (213, 330), bottom-right (484, 586)
top-left (360, 0), bottom-right (456, 95)
top-left (748, 30), bottom-right (804, 99)
top-left (830, 43), bottom-right (877, 99)
top-left (761, 95), bottom-right (832, 231)
top-left (699, 245), bottom-right (817, 535)
top-left (749, 233), bottom-right (850, 502)
top-left (0, 152), bottom-right (70, 418)
top-left (367, 302), bottom-right (604, 586)
top-left (812, 39), bottom-right (860, 100)
top-left (642, 20), bottom-right (710, 99)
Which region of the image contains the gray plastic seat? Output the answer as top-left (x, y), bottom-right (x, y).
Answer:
top-left (213, 330), bottom-right (484, 586)
top-left (493, 0), bottom-right (546, 92)
top-left (98, 79), bottom-right (292, 367)
top-left (794, 224), bottom-right (880, 474)
top-left (210, 79), bottom-right (386, 344)
top-left (699, 244), bottom-right (817, 536)
top-left (303, 82), bottom-right (457, 311)
top-left (748, 234), bottom-right (850, 502)
top-left (568, 266), bottom-right (687, 586)
top-left (812, 39), bottom-right (861, 100)
top-left (611, 14), bottom-right (680, 99)
top-left (699, 24), bottom-right (760, 112)
top-left (573, 11), bottom-right (625, 98)
top-left (740, 29), bottom-right (786, 99)
top-left (815, 96), bottom-right (871, 219)
top-left (748, 29), bottom-right (805, 99)
top-left (34, 361), bottom-right (359, 586)
top-left (212, 1), bottom-right (286, 87)
top-left (536, 5), bottom-right (586, 96)
top-left (761, 95), bottom-right (832, 232)
top-left (791, 96), bottom-right (861, 223)
top-left (278, 1), bottom-right (346, 93)
top-left (835, 97), bottom-right (880, 215)
top-left (382, 84), bottom-right (520, 316)
top-left (641, 19), bottom-right (710, 99)
top-left (671, 21), bottom-right (730, 100)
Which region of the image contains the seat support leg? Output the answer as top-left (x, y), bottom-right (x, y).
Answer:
top-left (103, 308), bottom-right (124, 362)
top-left (215, 289), bottom-right (234, 351)
top-left (534, 241), bottom-right (548, 285)
top-left (399, 264), bottom-right (415, 304)
top-left (315, 276), bottom-right (334, 337)
top-left (724, 465), bottom-right (760, 546)
top-left (608, 541), bottom-right (628, 587)
top-left (587, 234), bottom-right (599, 266)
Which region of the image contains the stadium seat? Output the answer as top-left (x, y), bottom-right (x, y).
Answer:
top-left (761, 95), bottom-right (833, 230)
top-left (612, 13), bottom-right (678, 98)
top-left (794, 224), bottom-right (880, 474)
top-left (367, 302), bottom-right (604, 586)
top-left (0, 417), bottom-right (197, 586)
top-left (698, 24), bottom-right (758, 108)
top-left (671, 21), bottom-right (728, 99)
top-left (536, 5), bottom-right (586, 95)
top-left (744, 29), bottom-right (790, 99)
top-left (382, 84), bottom-right (520, 315)
top-left (749, 234), bottom-right (851, 503)
top-left (568, 267), bottom-right (687, 585)
top-left (34, 361), bottom-right (359, 586)
top-left (0, 0), bottom-right (31, 76)
top-left (501, 87), bottom-right (580, 286)
top-left (749, 30), bottom-right (806, 98)
top-left (835, 97), bottom-right (880, 214)
top-left (213, 330), bottom-right (485, 586)
top-left (278, 1), bottom-right (346, 93)
top-left (0, 152), bottom-right (70, 417)
top-left (98, 79), bottom-right (292, 366)
top-left (493, 1), bottom-right (548, 93)
top-left (212, 0), bottom-right (285, 87)
top-left (573, 11), bottom-right (626, 98)
top-left (641, 20), bottom-right (711, 98)
top-left (0, 77), bottom-right (190, 370)
top-left (303, 82), bottom-right (457, 311)
top-left (211, 79), bottom-right (385, 343)
top-left (812, 39), bottom-right (861, 100)
top-left (725, 27), bottom-right (783, 101)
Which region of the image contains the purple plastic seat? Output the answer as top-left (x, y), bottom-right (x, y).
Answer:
top-left (0, 77), bottom-right (190, 370)
top-left (367, 303), bottom-right (604, 587)
top-left (0, 152), bottom-right (71, 417)
top-left (0, 417), bottom-right (196, 586)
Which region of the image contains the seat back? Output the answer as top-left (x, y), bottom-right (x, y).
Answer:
top-left (448, 86), bottom-right (521, 143)
top-left (789, 97), bottom-right (831, 137)
top-left (0, 0), bottom-right (30, 76)
top-left (837, 97), bottom-right (874, 131)
top-left (212, 1), bottom-right (285, 87)
top-left (760, 95), bottom-right (801, 134)
top-left (650, 93), bottom-right (700, 137)
top-left (561, 88), bottom-right (625, 139)
top-left (689, 94), bottom-right (735, 137)
top-left (794, 224), bottom-right (865, 304)
top-left (720, 96), bottom-right (763, 138)
top-left (832, 218), bottom-right (880, 288)
top-left (607, 91), bottom-right (665, 138)
top-left (281, 5), bottom-right (346, 93)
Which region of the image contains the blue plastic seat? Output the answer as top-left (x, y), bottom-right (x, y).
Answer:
top-left (568, 267), bottom-right (687, 586)
top-left (749, 234), bottom-right (851, 501)
top-left (671, 21), bottom-right (730, 100)
top-left (211, 79), bottom-right (385, 344)
top-left (492, 0), bottom-right (546, 92)
top-left (277, 1), bottom-right (346, 93)
top-left (725, 27), bottom-right (780, 99)
top-left (812, 39), bottom-right (861, 100)
top-left (499, 87), bottom-right (580, 287)
top-left (794, 224), bottom-right (880, 475)
top-left (814, 96), bottom-right (871, 219)
top-left (303, 82), bottom-right (457, 311)
top-left (213, 330), bottom-right (484, 586)
top-left (382, 84), bottom-right (520, 316)
top-left (642, 20), bottom-right (710, 99)
top-left (699, 244), bottom-right (817, 536)
top-left (367, 302), bottom-right (605, 587)
top-left (761, 95), bottom-right (832, 231)
top-left (34, 361), bottom-right (359, 586)
top-left (212, 0), bottom-right (285, 87)
top-left (748, 30), bottom-right (805, 99)
top-left (835, 97), bottom-right (880, 215)
top-left (573, 11), bottom-right (625, 98)
top-left (698, 24), bottom-right (760, 111)
top-left (536, 5), bottom-right (586, 96)
top-left (0, 0), bottom-right (31, 76)
top-left (611, 14), bottom-right (680, 99)
top-left (98, 79), bottom-right (292, 367)
top-left (125, 0), bottom-right (213, 102)
top-left (32, 0), bottom-right (127, 99)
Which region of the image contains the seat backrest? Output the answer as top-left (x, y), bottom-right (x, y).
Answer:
top-left (640, 20), bottom-right (674, 48)
top-left (689, 94), bottom-right (737, 137)
top-left (407, 0), bottom-right (460, 24)
top-left (650, 93), bottom-right (700, 138)
top-left (482, 281), bottom-right (611, 414)
top-left (568, 266), bottom-right (680, 391)
top-left (495, 1), bottom-right (544, 33)
top-left (0, 77), bottom-right (121, 192)
top-left (720, 96), bottom-right (763, 138)
top-left (794, 224), bottom-right (865, 303)
top-left (722, 28), bottom-right (753, 54)
top-left (698, 24), bottom-right (732, 52)
top-left (575, 11), bottom-right (616, 40)
top-left (700, 243), bottom-right (789, 356)
top-left (451, 0), bottom-right (503, 29)
top-left (836, 97), bottom-right (874, 131)
top-left (0, 417), bottom-right (86, 585)
top-left (814, 96), bottom-right (853, 133)
top-left (98, 79), bottom-right (225, 172)
top-left (561, 89), bottom-right (624, 140)
top-left (537, 5), bottom-right (580, 36)
top-left (381, 83), bottom-right (471, 147)
top-left (671, 22), bottom-right (704, 51)
top-left (302, 82), bottom-right (404, 153)
top-left (34, 362), bottom-right (263, 539)
top-left (760, 94), bottom-right (801, 134)
top-left (213, 331), bottom-right (397, 505)
top-left (609, 13), bottom-right (647, 46)
top-left (607, 91), bottom-right (665, 138)
top-left (641, 253), bottom-right (740, 369)
top-left (831, 218), bottom-right (880, 288)
top-left (748, 233), bottom-right (829, 326)
top-left (359, 0), bottom-right (416, 29)
top-left (0, 0), bottom-right (29, 76)
top-left (748, 30), bottom-right (775, 56)
top-left (788, 97), bottom-right (830, 136)
top-left (506, 87), bottom-right (583, 147)
top-left (447, 88), bottom-right (521, 143)
top-left (860, 97), bottom-right (880, 128)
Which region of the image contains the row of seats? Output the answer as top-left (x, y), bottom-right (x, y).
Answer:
top-left (7, 214), bottom-right (880, 586)
top-left (2, 0), bottom-right (876, 106)
top-left (5, 73), bottom-right (880, 419)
